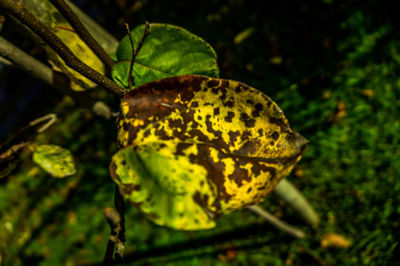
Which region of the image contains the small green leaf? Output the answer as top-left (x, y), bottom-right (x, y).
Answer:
top-left (32, 144), bottom-right (76, 178)
top-left (112, 23), bottom-right (219, 89)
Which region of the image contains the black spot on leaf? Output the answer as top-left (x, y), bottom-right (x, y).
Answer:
top-left (207, 79), bottom-right (219, 87)
top-left (225, 112), bottom-right (235, 122)
top-left (271, 131), bottom-right (279, 141)
top-left (240, 113), bottom-right (256, 127)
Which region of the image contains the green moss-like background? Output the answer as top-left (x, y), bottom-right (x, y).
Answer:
top-left (0, 0), bottom-right (399, 265)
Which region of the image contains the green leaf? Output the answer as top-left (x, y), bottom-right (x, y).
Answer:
top-left (111, 75), bottom-right (308, 230)
top-left (32, 144), bottom-right (76, 178)
top-left (111, 23), bottom-right (219, 89)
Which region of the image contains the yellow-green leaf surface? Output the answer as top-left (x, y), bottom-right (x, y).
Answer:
top-left (47, 25), bottom-right (106, 91)
top-left (32, 144), bottom-right (76, 178)
top-left (111, 75), bottom-right (308, 230)
top-left (112, 23), bottom-right (219, 89)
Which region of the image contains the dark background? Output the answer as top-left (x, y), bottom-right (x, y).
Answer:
top-left (1, 0), bottom-right (399, 265)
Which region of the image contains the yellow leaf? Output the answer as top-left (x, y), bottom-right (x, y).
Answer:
top-left (46, 25), bottom-right (105, 91)
top-left (321, 233), bottom-right (352, 248)
top-left (234, 27), bottom-right (254, 44)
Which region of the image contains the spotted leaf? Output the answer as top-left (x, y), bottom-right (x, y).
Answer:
top-left (112, 23), bottom-right (219, 89)
top-left (111, 75), bottom-right (308, 230)
top-left (46, 25), bottom-right (106, 91)
top-left (20, 0), bottom-right (116, 91)
top-left (32, 144), bottom-right (76, 178)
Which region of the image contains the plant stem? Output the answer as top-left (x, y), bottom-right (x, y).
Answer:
top-left (125, 21), bottom-right (150, 91)
top-left (273, 178), bottom-right (320, 227)
top-left (124, 23), bottom-right (134, 91)
top-left (114, 185), bottom-right (126, 260)
top-left (0, 36), bottom-right (51, 86)
top-left (0, 113), bottom-right (57, 153)
top-left (0, 36), bottom-right (112, 119)
top-left (132, 21), bottom-right (151, 67)
top-left (0, 0), bottom-right (124, 96)
top-left (103, 207), bottom-right (122, 265)
top-left (30, 113), bottom-right (58, 133)
top-left (65, 0), bottom-right (118, 53)
top-left (49, 0), bottom-right (115, 71)
top-left (247, 205), bottom-right (306, 239)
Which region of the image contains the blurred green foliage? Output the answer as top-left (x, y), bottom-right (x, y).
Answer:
top-left (0, 1), bottom-right (399, 265)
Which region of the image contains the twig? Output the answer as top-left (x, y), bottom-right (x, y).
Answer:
top-left (0, 0), bottom-right (124, 95)
top-left (0, 55), bottom-right (12, 65)
top-left (124, 21), bottom-right (150, 91)
top-left (273, 178), bottom-right (320, 227)
top-left (0, 113), bottom-right (57, 153)
top-left (65, 0), bottom-right (118, 53)
top-left (0, 36), bottom-right (112, 119)
top-left (0, 142), bottom-right (28, 160)
top-left (0, 142), bottom-right (28, 178)
top-left (0, 36), bottom-right (52, 86)
top-left (103, 207), bottom-right (122, 265)
top-left (5, 0), bottom-right (118, 56)
top-left (30, 113), bottom-right (58, 133)
top-left (114, 185), bottom-right (126, 260)
top-left (246, 205), bottom-right (306, 239)
top-left (49, 0), bottom-right (115, 71)
top-left (124, 23), bottom-right (134, 91)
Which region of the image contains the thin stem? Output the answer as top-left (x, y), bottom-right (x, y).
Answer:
top-left (132, 21), bottom-right (150, 68)
top-left (0, 113), bottom-right (57, 153)
top-left (30, 113), bottom-right (58, 133)
top-left (49, 0), bottom-right (115, 71)
top-left (124, 21), bottom-right (150, 91)
top-left (0, 55), bottom-right (12, 65)
top-left (247, 205), bottom-right (306, 239)
top-left (0, 36), bottom-right (112, 119)
top-left (0, 0), bottom-right (124, 95)
top-left (114, 185), bottom-right (126, 260)
top-left (103, 207), bottom-right (122, 265)
top-left (0, 36), bottom-right (52, 86)
top-left (273, 178), bottom-right (320, 227)
top-left (124, 23), bottom-right (134, 91)
top-left (0, 142), bottom-right (28, 159)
